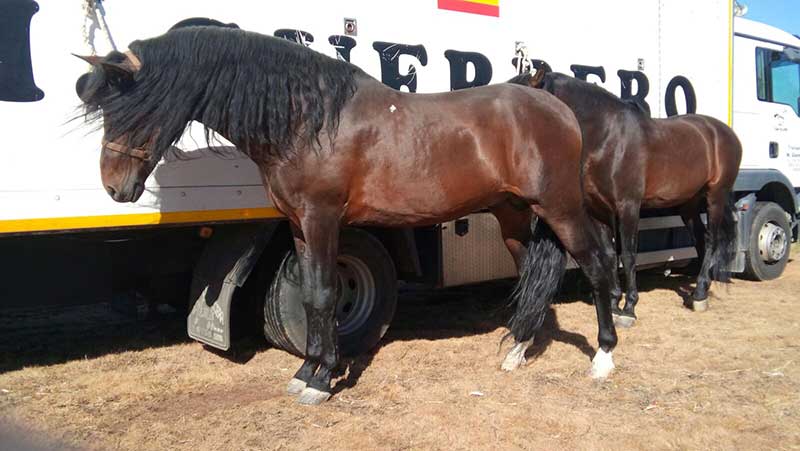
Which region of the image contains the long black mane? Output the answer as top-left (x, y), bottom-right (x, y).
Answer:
top-left (508, 71), bottom-right (650, 117)
top-left (79, 26), bottom-right (362, 161)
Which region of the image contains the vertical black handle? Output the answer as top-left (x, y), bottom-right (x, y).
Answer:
top-left (769, 142), bottom-right (779, 158)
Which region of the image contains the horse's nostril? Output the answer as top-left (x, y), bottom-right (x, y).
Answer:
top-left (105, 186), bottom-right (117, 197)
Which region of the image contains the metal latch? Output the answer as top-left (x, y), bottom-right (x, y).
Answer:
top-left (769, 141), bottom-right (779, 158)
top-left (455, 218), bottom-right (469, 237)
top-left (344, 18), bottom-right (357, 36)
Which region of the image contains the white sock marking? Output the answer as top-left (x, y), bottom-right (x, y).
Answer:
top-left (501, 338), bottom-right (534, 372)
top-left (590, 349), bottom-right (615, 379)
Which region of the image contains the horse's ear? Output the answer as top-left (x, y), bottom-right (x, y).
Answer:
top-left (98, 60), bottom-right (136, 89)
top-left (529, 68), bottom-right (547, 88)
top-left (72, 53), bottom-right (136, 90)
top-left (72, 53), bottom-right (103, 66)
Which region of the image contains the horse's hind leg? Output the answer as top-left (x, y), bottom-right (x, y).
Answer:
top-left (679, 198), bottom-right (710, 309)
top-left (490, 200), bottom-right (540, 371)
top-left (507, 206), bottom-right (619, 379)
top-left (490, 198), bottom-right (533, 271)
top-left (614, 203), bottom-right (641, 327)
top-left (549, 211), bottom-right (619, 378)
top-left (596, 219), bottom-right (623, 317)
top-left (287, 215), bottom-right (341, 405)
top-left (689, 189), bottom-right (736, 311)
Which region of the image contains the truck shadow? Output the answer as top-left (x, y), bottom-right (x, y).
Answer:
top-left (0, 267), bottom-right (703, 377)
top-left (0, 295), bottom-right (193, 374)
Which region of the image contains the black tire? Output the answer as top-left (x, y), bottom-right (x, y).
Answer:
top-left (742, 201), bottom-right (791, 281)
top-left (263, 228), bottom-right (397, 357)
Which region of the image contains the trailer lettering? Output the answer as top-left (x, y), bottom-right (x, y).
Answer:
top-left (570, 64), bottom-right (606, 83)
top-left (444, 50), bottom-right (493, 90)
top-left (664, 75), bottom-right (697, 116)
top-left (329, 35), bottom-right (357, 62)
top-left (618, 69), bottom-right (651, 115)
top-left (269, 28), bottom-right (699, 116)
top-left (274, 29), bottom-right (314, 46)
top-left (372, 41), bottom-right (428, 92)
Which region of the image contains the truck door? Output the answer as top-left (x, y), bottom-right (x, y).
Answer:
top-left (755, 46), bottom-right (800, 185)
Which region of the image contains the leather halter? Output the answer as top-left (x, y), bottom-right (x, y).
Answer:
top-left (100, 52), bottom-right (149, 161)
top-left (102, 139), bottom-right (152, 162)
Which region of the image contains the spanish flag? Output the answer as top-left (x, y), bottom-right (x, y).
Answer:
top-left (438, 0), bottom-right (499, 17)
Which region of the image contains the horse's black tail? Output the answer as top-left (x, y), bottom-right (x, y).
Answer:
top-left (506, 218), bottom-right (567, 342)
top-left (709, 194), bottom-right (738, 283)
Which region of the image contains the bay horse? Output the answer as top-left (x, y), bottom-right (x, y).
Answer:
top-left (75, 26), bottom-right (619, 404)
top-left (504, 69), bottom-right (741, 354)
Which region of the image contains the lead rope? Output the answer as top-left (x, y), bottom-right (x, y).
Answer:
top-left (514, 41), bottom-right (532, 75)
top-left (82, 0), bottom-right (117, 55)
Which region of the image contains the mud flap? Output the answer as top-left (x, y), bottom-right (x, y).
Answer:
top-left (187, 222), bottom-right (277, 350)
top-left (730, 194), bottom-right (756, 273)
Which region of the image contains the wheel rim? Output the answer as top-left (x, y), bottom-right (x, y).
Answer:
top-left (335, 255), bottom-right (376, 336)
top-left (758, 221), bottom-right (787, 264)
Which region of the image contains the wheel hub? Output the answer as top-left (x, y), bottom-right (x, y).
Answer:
top-left (334, 255), bottom-right (376, 336)
top-left (758, 222), bottom-right (787, 263)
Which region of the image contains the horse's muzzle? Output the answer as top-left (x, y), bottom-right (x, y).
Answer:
top-left (106, 182), bottom-right (144, 203)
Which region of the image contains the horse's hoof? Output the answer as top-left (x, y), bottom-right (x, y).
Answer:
top-left (501, 351), bottom-right (526, 372)
top-left (589, 349), bottom-right (615, 380)
top-left (500, 338), bottom-right (533, 372)
top-left (693, 299), bottom-right (709, 312)
top-left (287, 378), bottom-right (307, 395)
top-left (612, 313), bottom-right (636, 328)
top-left (297, 387), bottom-right (331, 405)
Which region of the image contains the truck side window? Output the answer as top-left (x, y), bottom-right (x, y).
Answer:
top-left (0, 0), bottom-right (44, 102)
top-left (756, 46), bottom-right (800, 116)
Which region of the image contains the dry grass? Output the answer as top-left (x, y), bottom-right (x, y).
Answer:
top-left (1, 248), bottom-right (799, 450)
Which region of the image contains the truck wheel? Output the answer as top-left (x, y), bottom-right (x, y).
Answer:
top-left (743, 202), bottom-right (791, 281)
top-left (263, 228), bottom-right (397, 357)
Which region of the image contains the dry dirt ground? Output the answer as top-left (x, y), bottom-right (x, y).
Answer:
top-left (1, 249), bottom-right (799, 450)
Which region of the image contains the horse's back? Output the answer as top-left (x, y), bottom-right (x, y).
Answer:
top-left (332, 80), bottom-right (583, 225)
top-left (641, 114), bottom-right (741, 206)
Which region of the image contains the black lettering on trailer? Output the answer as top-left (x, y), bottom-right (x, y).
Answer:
top-left (372, 41), bottom-right (428, 92)
top-left (328, 35), bottom-right (357, 62)
top-left (665, 75), bottom-right (697, 117)
top-left (570, 64), bottom-right (606, 83)
top-left (0, 0), bottom-right (44, 102)
top-left (617, 69), bottom-right (651, 115)
top-left (273, 29), bottom-right (314, 46)
top-left (444, 50), bottom-right (493, 90)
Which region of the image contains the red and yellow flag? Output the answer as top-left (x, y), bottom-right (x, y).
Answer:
top-left (438, 0), bottom-right (499, 17)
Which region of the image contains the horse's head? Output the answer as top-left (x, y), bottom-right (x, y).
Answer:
top-left (75, 50), bottom-right (160, 203)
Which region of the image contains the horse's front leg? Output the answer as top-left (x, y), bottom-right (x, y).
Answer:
top-left (286, 217), bottom-right (341, 405)
top-left (614, 204), bottom-right (641, 327)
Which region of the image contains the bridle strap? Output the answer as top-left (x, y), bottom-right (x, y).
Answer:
top-left (102, 140), bottom-right (152, 162)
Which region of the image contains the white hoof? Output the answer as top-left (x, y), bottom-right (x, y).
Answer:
top-left (589, 349), bottom-right (615, 380)
top-left (612, 313), bottom-right (636, 328)
top-left (286, 378), bottom-right (307, 395)
top-left (297, 387), bottom-right (331, 405)
top-left (501, 338), bottom-right (533, 372)
top-left (693, 299), bottom-right (709, 312)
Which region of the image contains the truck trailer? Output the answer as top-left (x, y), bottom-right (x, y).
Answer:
top-left (1, 0), bottom-right (798, 355)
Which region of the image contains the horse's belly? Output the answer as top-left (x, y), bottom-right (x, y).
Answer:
top-left (344, 176), bottom-right (507, 227)
top-left (643, 167), bottom-right (709, 208)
